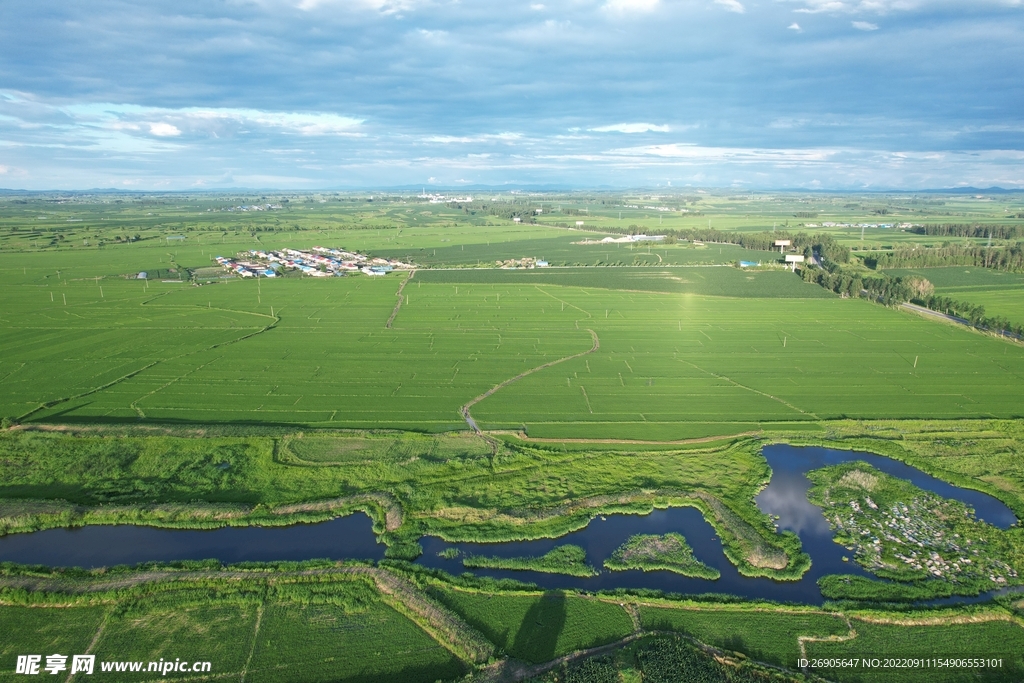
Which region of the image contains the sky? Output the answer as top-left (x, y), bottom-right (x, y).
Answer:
top-left (1, 0), bottom-right (1023, 191)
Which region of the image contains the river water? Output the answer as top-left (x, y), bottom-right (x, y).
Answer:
top-left (0, 445), bottom-right (1016, 604)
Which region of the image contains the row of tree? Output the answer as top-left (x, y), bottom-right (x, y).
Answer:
top-left (866, 243), bottom-right (1024, 272)
top-left (908, 223), bottom-right (1023, 239)
top-left (799, 267), bottom-right (919, 305)
top-left (912, 294), bottom-right (1024, 338)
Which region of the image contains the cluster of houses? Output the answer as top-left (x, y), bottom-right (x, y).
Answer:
top-left (804, 221), bottom-right (917, 229)
top-left (574, 234), bottom-right (666, 245)
top-left (214, 247), bottom-right (413, 278)
top-left (495, 257), bottom-right (549, 269)
top-left (226, 203), bottom-right (283, 212)
top-left (828, 494), bottom-right (1016, 585)
top-left (418, 192), bottom-right (474, 204)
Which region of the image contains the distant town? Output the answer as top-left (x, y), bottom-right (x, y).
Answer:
top-left (215, 247), bottom-right (414, 278)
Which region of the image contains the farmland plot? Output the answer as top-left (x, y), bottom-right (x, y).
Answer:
top-left (453, 283), bottom-right (1024, 437)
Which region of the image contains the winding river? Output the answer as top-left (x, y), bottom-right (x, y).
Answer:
top-left (0, 445), bottom-right (1017, 604)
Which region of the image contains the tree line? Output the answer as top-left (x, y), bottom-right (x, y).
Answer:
top-left (908, 223), bottom-right (1023, 239)
top-left (799, 266), bottom-right (1023, 338)
top-left (865, 243), bottom-right (1024, 272)
top-left (603, 226), bottom-right (852, 262)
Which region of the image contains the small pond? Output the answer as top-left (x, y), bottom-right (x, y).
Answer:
top-left (0, 445), bottom-right (1016, 604)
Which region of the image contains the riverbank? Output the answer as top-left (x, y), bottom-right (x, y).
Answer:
top-left (1, 559), bottom-right (1022, 683)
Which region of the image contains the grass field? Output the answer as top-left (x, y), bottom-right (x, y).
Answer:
top-left (637, 605), bottom-right (849, 668)
top-left (428, 588), bottom-right (634, 663)
top-left (463, 544), bottom-right (598, 577)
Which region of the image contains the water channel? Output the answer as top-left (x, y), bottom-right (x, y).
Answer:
top-left (0, 445), bottom-right (1017, 604)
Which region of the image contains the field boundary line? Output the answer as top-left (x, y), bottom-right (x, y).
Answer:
top-left (797, 614), bottom-right (856, 673)
top-left (847, 610), bottom-right (1019, 627)
top-left (15, 361), bottom-right (160, 423)
top-left (460, 329), bottom-right (600, 433)
top-left (238, 603), bottom-right (264, 683)
top-left (677, 358), bottom-right (819, 420)
top-left (17, 307), bottom-right (281, 424)
top-left (65, 607), bottom-right (112, 683)
top-left (532, 286), bottom-right (592, 317)
top-left (386, 270), bottom-right (415, 329)
top-left (341, 567), bottom-right (495, 664)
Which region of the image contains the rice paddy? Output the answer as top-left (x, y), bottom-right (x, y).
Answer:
top-left (2, 265), bottom-right (1022, 439)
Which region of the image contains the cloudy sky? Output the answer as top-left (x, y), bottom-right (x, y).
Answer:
top-left (2, 0), bottom-right (1022, 190)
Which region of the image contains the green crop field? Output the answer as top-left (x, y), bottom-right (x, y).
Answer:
top-left (2, 191), bottom-right (1024, 681)
top-left (3, 266), bottom-right (1023, 439)
top-left (0, 605), bottom-right (107, 672)
top-left (806, 618), bottom-right (1024, 683)
top-left (428, 588), bottom-right (634, 663)
top-left (93, 603), bottom-right (257, 680)
top-left (637, 605), bottom-right (849, 668)
top-left (248, 602), bottom-right (465, 683)
top-left (887, 267), bottom-right (1024, 323)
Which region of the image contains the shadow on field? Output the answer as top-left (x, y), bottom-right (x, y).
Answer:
top-left (511, 590), bottom-right (568, 663)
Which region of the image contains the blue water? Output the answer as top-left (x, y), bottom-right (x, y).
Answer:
top-left (0, 445), bottom-right (1016, 604)
top-left (0, 513), bottom-right (385, 567)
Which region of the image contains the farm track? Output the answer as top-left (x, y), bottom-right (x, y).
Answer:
top-left (491, 430), bottom-right (762, 445)
top-left (460, 329), bottom-right (600, 433)
top-left (385, 269), bottom-right (414, 329)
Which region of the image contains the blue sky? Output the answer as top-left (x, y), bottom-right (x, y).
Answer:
top-left (1, 0), bottom-right (1022, 190)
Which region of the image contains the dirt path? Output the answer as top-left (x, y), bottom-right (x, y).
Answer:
top-left (386, 270), bottom-right (415, 329)
top-left (460, 329), bottom-right (599, 433)
top-left (491, 430), bottom-right (761, 445)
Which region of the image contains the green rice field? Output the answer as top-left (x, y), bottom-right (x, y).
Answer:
top-left (2, 264), bottom-right (1023, 439)
top-left (806, 618), bottom-right (1024, 683)
top-left (637, 605), bottom-right (849, 668)
top-left (428, 588), bottom-right (634, 663)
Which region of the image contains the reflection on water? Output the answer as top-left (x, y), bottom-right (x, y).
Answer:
top-left (760, 444), bottom-right (1017, 530)
top-left (0, 445), bottom-right (1016, 605)
top-left (0, 513), bottom-right (385, 567)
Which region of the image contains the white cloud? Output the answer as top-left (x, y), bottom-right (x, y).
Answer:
top-left (602, 0), bottom-right (660, 14)
top-left (422, 132), bottom-right (523, 144)
top-left (852, 20), bottom-right (879, 29)
top-left (295, 0), bottom-right (422, 13)
top-left (788, 22), bottom-right (802, 29)
top-left (782, 0), bottom-right (1015, 12)
top-left (714, 0), bottom-right (746, 13)
top-left (590, 122), bottom-right (670, 133)
top-left (148, 122), bottom-right (181, 137)
top-left (603, 143), bottom-right (837, 162)
top-left (530, 3), bottom-right (546, 9)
